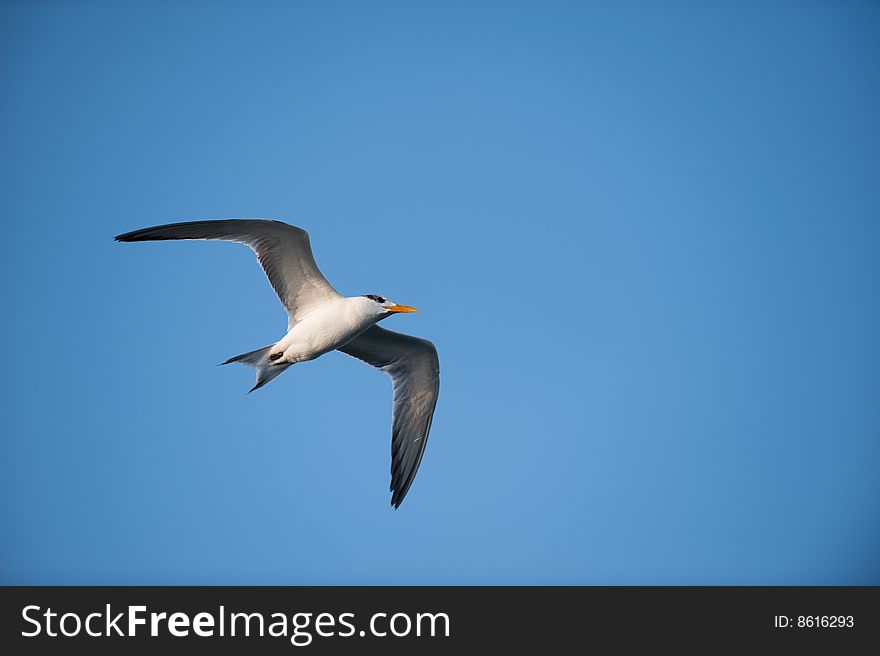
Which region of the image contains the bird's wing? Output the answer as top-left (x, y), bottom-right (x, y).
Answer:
top-left (115, 219), bottom-right (339, 324)
top-left (337, 326), bottom-right (440, 508)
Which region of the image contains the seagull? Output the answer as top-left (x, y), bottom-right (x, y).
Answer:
top-left (115, 219), bottom-right (439, 508)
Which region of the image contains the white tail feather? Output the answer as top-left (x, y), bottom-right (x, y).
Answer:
top-left (220, 344), bottom-right (291, 392)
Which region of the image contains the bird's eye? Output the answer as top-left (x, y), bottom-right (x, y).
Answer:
top-left (377, 297), bottom-right (385, 304)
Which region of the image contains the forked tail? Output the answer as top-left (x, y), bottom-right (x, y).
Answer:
top-left (221, 344), bottom-right (291, 393)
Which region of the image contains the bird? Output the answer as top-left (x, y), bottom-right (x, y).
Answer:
top-left (115, 219), bottom-right (439, 508)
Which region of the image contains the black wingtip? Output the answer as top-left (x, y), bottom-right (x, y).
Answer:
top-left (115, 227), bottom-right (157, 242)
top-left (114, 229), bottom-right (136, 242)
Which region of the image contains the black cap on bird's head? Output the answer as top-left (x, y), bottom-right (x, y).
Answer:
top-left (361, 294), bottom-right (419, 314)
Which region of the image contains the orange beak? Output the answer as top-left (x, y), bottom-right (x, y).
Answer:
top-left (385, 304), bottom-right (419, 313)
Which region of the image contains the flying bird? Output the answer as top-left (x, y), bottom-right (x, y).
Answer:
top-left (115, 219), bottom-right (439, 508)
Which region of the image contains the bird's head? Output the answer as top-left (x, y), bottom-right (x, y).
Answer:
top-left (360, 294), bottom-right (419, 317)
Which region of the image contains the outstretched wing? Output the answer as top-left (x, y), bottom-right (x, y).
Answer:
top-left (338, 326), bottom-right (440, 508)
top-left (115, 219), bottom-right (340, 325)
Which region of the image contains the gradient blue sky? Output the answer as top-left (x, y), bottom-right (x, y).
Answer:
top-left (2, 1), bottom-right (878, 584)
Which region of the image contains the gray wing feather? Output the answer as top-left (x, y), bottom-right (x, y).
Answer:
top-left (338, 326), bottom-right (440, 508)
top-left (115, 219), bottom-right (339, 324)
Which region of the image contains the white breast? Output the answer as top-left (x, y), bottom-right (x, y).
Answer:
top-left (278, 297), bottom-right (376, 362)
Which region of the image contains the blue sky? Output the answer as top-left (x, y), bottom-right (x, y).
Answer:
top-left (1, 0), bottom-right (878, 584)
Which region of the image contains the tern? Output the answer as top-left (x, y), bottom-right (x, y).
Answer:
top-left (115, 219), bottom-right (439, 508)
